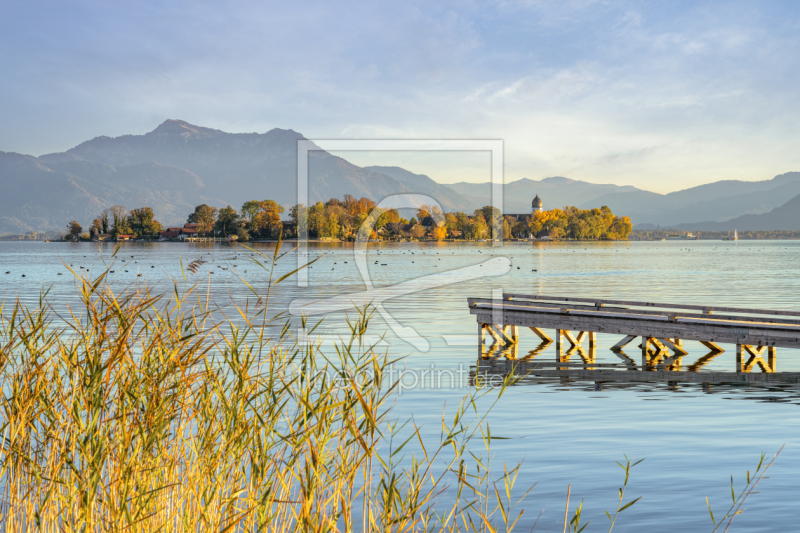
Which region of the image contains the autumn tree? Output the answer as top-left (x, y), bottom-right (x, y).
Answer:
top-left (445, 213), bottom-right (460, 232)
top-left (375, 208), bottom-right (400, 230)
top-left (188, 204), bottom-right (218, 235)
top-left (66, 221), bottom-right (82, 240)
top-left (90, 219), bottom-right (103, 236)
top-left (410, 225), bottom-right (426, 239)
top-left (254, 200), bottom-right (284, 238)
top-left (431, 225), bottom-right (448, 240)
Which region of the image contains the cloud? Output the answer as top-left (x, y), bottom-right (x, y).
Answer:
top-left (2, 0), bottom-right (800, 193)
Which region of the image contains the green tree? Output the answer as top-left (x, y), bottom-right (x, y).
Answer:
top-left (290, 204), bottom-right (309, 237)
top-left (308, 202), bottom-right (326, 238)
top-left (99, 210), bottom-right (110, 233)
top-left (240, 200), bottom-right (261, 225)
top-left (215, 205), bottom-right (240, 235)
top-left (109, 205), bottom-right (127, 236)
top-left (128, 207), bottom-right (161, 237)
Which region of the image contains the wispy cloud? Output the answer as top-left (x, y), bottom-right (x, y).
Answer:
top-left (1, 0), bottom-right (800, 192)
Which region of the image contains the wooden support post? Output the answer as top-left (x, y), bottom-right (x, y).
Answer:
top-left (737, 344), bottom-right (776, 373)
top-left (505, 342), bottom-right (519, 360)
top-left (578, 345), bottom-right (597, 367)
top-left (641, 337), bottom-right (651, 370)
top-left (736, 344), bottom-right (745, 373)
top-left (556, 330), bottom-right (569, 365)
top-left (529, 327), bottom-right (553, 343)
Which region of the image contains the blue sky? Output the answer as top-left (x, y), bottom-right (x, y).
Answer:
top-left (1, 0), bottom-right (799, 192)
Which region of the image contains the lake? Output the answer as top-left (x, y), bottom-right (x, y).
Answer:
top-left (1, 239), bottom-right (798, 531)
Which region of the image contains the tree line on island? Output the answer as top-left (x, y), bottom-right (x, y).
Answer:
top-left (65, 195), bottom-right (632, 241)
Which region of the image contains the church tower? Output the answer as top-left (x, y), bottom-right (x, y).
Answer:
top-left (532, 194), bottom-right (543, 214)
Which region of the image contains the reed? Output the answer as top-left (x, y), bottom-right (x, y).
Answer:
top-left (0, 244), bottom-right (536, 532)
top-left (0, 242), bottom-right (778, 531)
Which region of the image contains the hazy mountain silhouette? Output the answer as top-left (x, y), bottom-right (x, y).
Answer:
top-left (597, 172), bottom-right (800, 227)
top-left (363, 166), bottom-right (472, 211)
top-left (64, 119), bottom-right (415, 211)
top-left (673, 192), bottom-right (800, 231)
top-left (448, 177), bottom-right (645, 214)
top-left (0, 120), bottom-right (427, 232)
top-left (2, 119), bottom-right (799, 233)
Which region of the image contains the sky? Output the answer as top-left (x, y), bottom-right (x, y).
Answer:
top-left (1, 0), bottom-right (800, 192)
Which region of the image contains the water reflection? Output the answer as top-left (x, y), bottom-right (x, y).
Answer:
top-left (471, 354), bottom-right (800, 404)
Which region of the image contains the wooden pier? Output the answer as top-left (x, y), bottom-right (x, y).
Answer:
top-left (469, 294), bottom-right (800, 374)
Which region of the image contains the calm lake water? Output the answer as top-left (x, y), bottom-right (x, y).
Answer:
top-left (2, 239), bottom-right (799, 531)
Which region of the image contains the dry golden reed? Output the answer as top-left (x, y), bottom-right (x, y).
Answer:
top-left (0, 243), bottom-right (534, 532)
top-left (0, 241), bottom-right (778, 532)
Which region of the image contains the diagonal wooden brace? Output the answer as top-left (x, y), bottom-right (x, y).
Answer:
top-left (699, 341), bottom-right (724, 353)
top-left (562, 330), bottom-right (582, 348)
top-left (658, 338), bottom-right (688, 355)
top-left (488, 324), bottom-right (517, 345)
top-left (529, 327), bottom-right (552, 343)
top-left (611, 335), bottom-right (637, 351)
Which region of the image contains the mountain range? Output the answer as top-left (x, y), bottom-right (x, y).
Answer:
top-left (1, 119), bottom-right (799, 233)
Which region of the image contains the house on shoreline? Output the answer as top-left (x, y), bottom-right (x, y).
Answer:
top-left (160, 223), bottom-right (198, 240)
